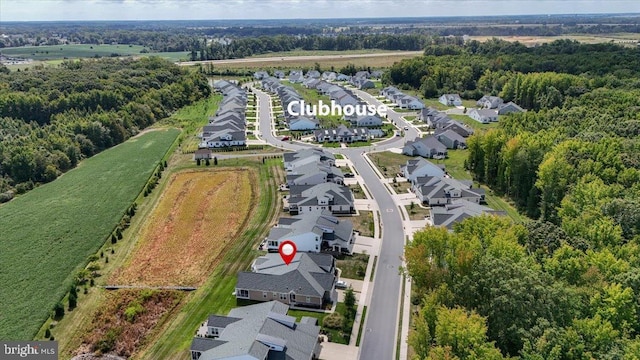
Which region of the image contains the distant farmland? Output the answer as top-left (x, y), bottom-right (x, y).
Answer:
top-left (0, 44), bottom-right (189, 62)
top-left (0, 128), bottom-right (180, 340)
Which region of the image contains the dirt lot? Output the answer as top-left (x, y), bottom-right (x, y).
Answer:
top-left (111, 169), bottom-right (255, 287)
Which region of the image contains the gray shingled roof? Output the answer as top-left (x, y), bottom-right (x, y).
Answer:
top-left (207, 315), bottom-right (241, 328)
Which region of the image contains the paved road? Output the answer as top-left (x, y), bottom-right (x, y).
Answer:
top-left (254, 86), bottom-right (419, 360)
top-left (177, 51), bottom-right (422, 67)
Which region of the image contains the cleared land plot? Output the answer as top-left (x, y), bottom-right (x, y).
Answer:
top-left (111, 169), bottom-right (254, 287)
top-left (406, 204), bottom-right (431, 221)
top-left (0, 129), bottom-right (180, 340)
top-left (336, 253), bottom-right (369, 281)
top-left (1, 44), bottom-right (189, 61)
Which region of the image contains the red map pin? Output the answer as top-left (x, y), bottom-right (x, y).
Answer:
top-left (279, 240), bottom-right (297, 265)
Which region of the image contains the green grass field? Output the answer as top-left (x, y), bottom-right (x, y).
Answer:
top-left (1, 44), bottom-right (189, 62)
top-left (0, 128), bottom-right (180, 340)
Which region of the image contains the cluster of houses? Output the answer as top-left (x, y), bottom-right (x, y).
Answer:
top-left (190, 148), bottom-right (356, 360)
top-left (198, 80), bottom-right (248, 149)
top-left (255, 69), bottom-right (382, 88)
top-left (262, 77), bottom-right (321, 131)
top-left (403, 107), bottom-right (474, 158)
top-left (380, 86), bottom-right (425, 110)
top-left (439, 93), bottom-right (525, 124)
top-left (401, 157), bottom-right (505, 229)
top-left (261, 70), bottom-right (388, 144)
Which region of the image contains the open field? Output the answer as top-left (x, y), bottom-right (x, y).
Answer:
top-left (1, 44), bottom-right (189, 62)
top-left (74, 290), bottom-right (184, 358)
top-left (180, 51), bottom-right (421, 70)
top-left (0, 129), bottom-right (180, 340)
top-left (111, 169), bottom-right (254, 287)
top-left (448, 114), bottom-right (499, 132)
top-left (160, 94), bottom-right (223, 153)
top-left (468, 33), bottom-right (640, 47)
top-left (136, 158), bottom-right (284, 360)
top-left (369, 151), bottom-right (410, 178)
top-left (249, 49), bottom-right (410, 58)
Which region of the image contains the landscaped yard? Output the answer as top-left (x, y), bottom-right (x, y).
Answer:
top-left (368, 151), bottom-right (411, 178)
top-left (349, 183), bottom-right (368, 199)
top-left (0, 129), bottom-right (180, 340)
top-left (288, 302), bottom-right (356, 345)
top-left (391, 180), bottom-right (412, 194)
top-left (406, 203), bottom-right (431, 221)
top-left (351, 210), bottom-right (375, 238)
top-left (431, 149), bottom-right (471, 180)
top-left (336, 253), bottom-right (370, 281)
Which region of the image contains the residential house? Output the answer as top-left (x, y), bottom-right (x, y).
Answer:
top-left (497, 101), bottom-right (525, 115)
top-left (350, 115), bottom-right (383, 127)
top-left (401, 158), bottom-right (446, 182)
top-left (370, 70), bottom-right (384, 79)
top-left (266, 210), bottom-right (355, 253)
top-left (354, 79), bottom-right (375, 90)
top-left (436, 130), bottom-right (467, 149)
top-left (286, 183), bottom-right (355, 216)
top-left (286, 162), bottom-right (344, 186)
top-left (354, 71), bottom-right (370, 79)
top-left (397, 96), bottom-right (425, 110)
top-left (253, 71), bottom-right (269, 80)
top-left (289, 70), bottom-right (304, 83)
top-left (191, 301), bottom-right (321, 360)
top-left (283, 148), bottom-right (335, 170)
top-left (413, 176), bottom-right (485, 206)
top-left (468, 108), bottom-right (498, 124)
top-left (435, 120), bottom-right (474, 138)
top-left (289, 116), bottom-right (320, 131)
top-left (306, 70), bottom-right (321, 79)
top-left (477, 95), bottom-right (504, 109)
top-left (402, 136), bottom-right (448, 159)
top-left (438, 94), bottom-right (463, 106)
top-left (303, 78), bottom-right (321, 89)
top-left (336, 73), bottom-right (351, 81)
top-left (274, 70), bottom-right (285, 79)
top-left (322, 71), bottom-right (337, 81)
top-left (235, 252), bottom-right (337, 308)
top-left (430, 199), bottom-right (505, 230)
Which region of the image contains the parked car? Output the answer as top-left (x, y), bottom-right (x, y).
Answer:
top-left (404, 126), bottom-right (409, 130)
top-left (344, 173), bottom-right (355, 178)
top-left (281, 136), bottom-right (290, 141)
top-left (336, 280), bottom-right (349, 289)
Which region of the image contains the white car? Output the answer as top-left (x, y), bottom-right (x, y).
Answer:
top-left (336, 280), bottom-right (349, 289)
top-left (404, 126), bottom-right (409, 130)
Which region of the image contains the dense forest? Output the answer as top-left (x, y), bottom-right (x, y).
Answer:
top-left (0, 58), bottom-right (210, 202)
top-left (395, 39), bottom-right (640, 359)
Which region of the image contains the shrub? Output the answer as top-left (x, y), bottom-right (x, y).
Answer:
top-left (323, 312), bottom-right (344, 329)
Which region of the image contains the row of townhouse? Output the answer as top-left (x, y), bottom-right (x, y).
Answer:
top-left (189, 149), bottom-right (360, 359)
top-left (401, 157), bottom-right (505, 230)
top-left (257, 69), bottom-right (382, 84)
top-left (380, 86), bottom-right (425, 110)
top-left (262, 77), bottom-right (321, 131)
top-left (199, 80), bottom-right (248, 148)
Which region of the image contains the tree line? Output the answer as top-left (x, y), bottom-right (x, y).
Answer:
top-left (0, 57), bottom-right (210, 201)
top-left (191, 34), bottom-right (430, 60)
top-left (394, 38), bottom-right (640, 359)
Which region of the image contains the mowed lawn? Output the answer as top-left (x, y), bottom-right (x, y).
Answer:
top-left (111, 169), bottom-right (254, 287)
top-left (0, 128), bottom-right (180, 340)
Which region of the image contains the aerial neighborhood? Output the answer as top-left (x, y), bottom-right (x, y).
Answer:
top-left (199, 80), bottom-right (248, 148)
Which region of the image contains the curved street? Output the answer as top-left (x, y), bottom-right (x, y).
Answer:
top-left (253, 85), bottom-right (420, 360)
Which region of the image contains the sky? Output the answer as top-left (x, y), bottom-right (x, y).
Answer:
top-left (1, 0), bottom-right (639, 22)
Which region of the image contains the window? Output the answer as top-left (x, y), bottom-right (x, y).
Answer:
top-left (306, 296), bottom-right (311, 303)
top-left (263, 292), bottom-right (268, 298)
top-left (280, 293), bottom-right (288, 300)
top-left (273, 292), bottom-right (277, 298)
top-left (237, 289), bottom-right (249, 298)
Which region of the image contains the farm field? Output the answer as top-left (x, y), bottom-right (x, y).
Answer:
top-left (0, 128), bottom-right (180, 340)
top-left (111, 169), bottom-right (255, 287)
top-left (137, 158), bottom-right (284, 360)
top-left (1, 44), bottom-right (189, 62)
